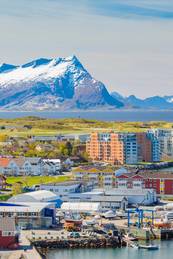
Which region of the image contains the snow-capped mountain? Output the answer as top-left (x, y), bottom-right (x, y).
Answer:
top-left (111, 92), bottom-right (173, 109)
top-left (0, 56), bottom-right (123, 110)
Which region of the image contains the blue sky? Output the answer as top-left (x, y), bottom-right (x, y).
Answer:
top-left (0, 0), bottom-right (173, 97)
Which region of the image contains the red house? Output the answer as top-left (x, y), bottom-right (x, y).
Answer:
top-left (116, 171), bottom-right (173, 195)
top-left (0, 217), bottom-right (19, 249)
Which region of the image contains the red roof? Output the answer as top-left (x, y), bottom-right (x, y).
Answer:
top-left (117, 171), bottom-right (173, 180)
top-left (132, 175), bottom-right (144, 179)
top-left (0, 158), bottom-right (11, 167)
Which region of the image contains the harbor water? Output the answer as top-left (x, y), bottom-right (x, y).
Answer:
top-left (47, 241), bottom-right (173, 259)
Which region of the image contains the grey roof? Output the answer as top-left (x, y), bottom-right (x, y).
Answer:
top-left (8, 190), bottom-right (57, 203)
top-left (0, 202), bottom-right (51, 213)
top-left (26, 157), bottom-right (42, 164)
top-left (41, 181), bottom-right (81, 187)
top-left (105, 188), bottom-right (155, 196)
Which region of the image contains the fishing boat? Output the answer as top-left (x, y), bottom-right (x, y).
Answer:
top-left (138, 244), bottom-right (159, 250)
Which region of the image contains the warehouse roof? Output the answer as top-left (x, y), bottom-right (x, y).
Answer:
top-left (105, 188), bottom-right (155, 196)
top-left (0, 202), bottom-right (51, 213)
top-left (61, 202), bottom-right (101, 212)
top-left (8, 190), bottom-right (57, 203)
top-left (41, 181), bottom-right (81, 187)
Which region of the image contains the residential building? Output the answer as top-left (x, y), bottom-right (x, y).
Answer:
top-left (86, 132), bottom-right (154, 165)
top-left (31, 135), bottom-right (60, 142)
top-left (26, 157), bottom-right (44, 175)
top-left (86, 132), bottom-right (124, 165)
top-left (0, 157), bottom-right (32, 176)
top-left (73, 166), bottom-right (116, 189)
top-left (146, 131), bottom-right (160, 162)
top-left (0, 157), bottom-right (45, 176)
top-left (136, 132), bottom-right (152, 162)
top-left (116, 171), bottom-right (173, 195)
top-left (43, 159), bottom-right (61, 175)
top-left (121, 133), bottom-right (138, 164)
top-left (31, 134), bottom-right (89, 143)
top-left (148, 129), bottom-right (173, 160)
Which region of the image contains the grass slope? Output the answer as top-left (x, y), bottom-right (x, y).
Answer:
top-left (7, 175), bottom-right (72, 187)
top-left (0, 116), bottom-right (172, 138)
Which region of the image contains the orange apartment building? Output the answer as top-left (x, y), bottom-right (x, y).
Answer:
top-left (86, 132), bottom-right (124, 165)
top-left (86, 132), bottom-right (153, 165)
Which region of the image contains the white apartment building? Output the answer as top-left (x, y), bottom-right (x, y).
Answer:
top-left (148, 129), bottom-right (173, 160)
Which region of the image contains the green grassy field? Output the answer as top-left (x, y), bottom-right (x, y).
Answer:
top-left (0, 116), bottom-right (173, 138)
top-left (0, 193), bottom-right (12, 201)
top-left (6, 175), bottom-right (72, 187)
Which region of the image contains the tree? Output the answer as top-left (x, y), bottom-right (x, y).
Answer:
top-left (72, 145), bottom-right (78, 156)
top-left (80, 151), bottom-right (89, 161)
top-left (65, 141), bottom-right (73, 155)
top-left (0, 134), bottom-right (8, 142)
top-left (12, 183), bottom-right (23, 196)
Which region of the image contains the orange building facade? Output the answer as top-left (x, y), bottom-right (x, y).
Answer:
top-left (86, 132), bottom-right (125, 165)
top-left (86, 132), bottom-right (153, 165)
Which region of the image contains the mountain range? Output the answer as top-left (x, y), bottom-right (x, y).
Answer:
top-left (0, 56), bottom-right (122, 110)
top-left (0, 55), bottom-right (172, 110)
top-left (111, 92), bottom-right (173, 109)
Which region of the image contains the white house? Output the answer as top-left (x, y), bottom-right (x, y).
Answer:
top-left (40, 181), bottom-right (82, 201)
top-left (43, 159), bottom-right (61, 175)
top-left (0, 157), bottom-right (44, 176)
top-left (24, 157), bottom-right (44, 176)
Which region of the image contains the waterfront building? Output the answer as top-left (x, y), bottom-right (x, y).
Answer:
top-left (40, 181), bottom-right (87, 201)
top-left (8, 190), bottom-right (62, 205)
top-left (0, 201), bottom-right (56, 229)
top-left (68, 191), bottom-right (128, 211)
top-left (61, 202), bottom-right (101, 213)
top-left (104, 188), bottom-right (157, 205)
